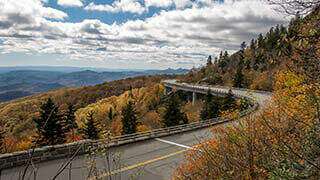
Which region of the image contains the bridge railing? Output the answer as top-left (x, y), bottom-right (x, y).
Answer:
top-left (163, 80), bottom-right (272, 96)
top-left (0, 81), bottom-right (260, 170)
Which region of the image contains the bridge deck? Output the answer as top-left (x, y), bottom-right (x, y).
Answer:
top-left (1, 80), bottom-right (271, 180)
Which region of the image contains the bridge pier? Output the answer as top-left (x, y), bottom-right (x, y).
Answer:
top-left (192, 91), bottom-right (196, 105)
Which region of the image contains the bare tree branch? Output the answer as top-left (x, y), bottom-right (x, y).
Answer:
top-left (51, 144), bottom-right (83, 180)
top-left (267, 0), bottom-right (320, 15)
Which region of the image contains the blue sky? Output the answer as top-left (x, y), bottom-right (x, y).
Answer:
top-left (0, 0), bottom-right (288, 69)
top-left (49, 0), bottom-right (151, 23)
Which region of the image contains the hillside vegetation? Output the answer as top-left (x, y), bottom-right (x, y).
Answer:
top-left (0, 73), bottom-right (245, 152)
top-left (0, 69), bottom-right (188, 102)
top-left (74, 85), bottom-right (244, 137)
top-left (175, 6), bottom-right (320, 179)
top-left (182, 6), bottom-right (319, 92)
top-left (0, 75), bottom-right (172, 151)
top-left (0, 4), bottom-right (318, 180)
top-left (75, 84), bottom-right (168, 136)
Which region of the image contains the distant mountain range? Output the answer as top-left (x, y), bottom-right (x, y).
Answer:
top-left (0, 66), bottom-right (184, 73)
top-left (0, 67), bottom-right (188, 102)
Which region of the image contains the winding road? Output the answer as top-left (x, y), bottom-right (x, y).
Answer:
top-left (1, 80), bottom-right (271, 180)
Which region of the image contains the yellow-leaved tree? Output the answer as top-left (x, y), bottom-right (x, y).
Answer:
top-left (174, 70), bottom-right (320, 179)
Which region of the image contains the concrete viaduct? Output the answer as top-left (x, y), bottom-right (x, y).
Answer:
top-left (1, 80), bottom-right (271, 180)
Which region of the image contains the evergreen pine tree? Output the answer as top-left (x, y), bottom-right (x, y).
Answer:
top-left (207, 55), bottom-right (213, 66)
top-left (223, 51), bottom-right (229, 59)
top-left (233, 66), bottom-right (245, 88)
top-left (274, 25), bottom-right (281, 40)
top-left (219, 51), bottom-right (223, 59)
top-left (200, 90), bottom-right (212, 120)
top-left (33, 98), bottom-right (66, 146)
top-left (200, 90), bottom-right (220, 121)
top-left (121, 101), bottom-right (138, 135)
top-left (250, 39), bottom-right (256, 50)
top-left (64, 104), bottom-right (78, 132)
top-left (257, 33), bottom-right (264, 48)
top-left (163, 95), bottom-right (188, 127)
top-left (222, 90), bottom-right (236, 110)
top-left (219, 51), bottom-right (229, 70)
top-left (64, 104), bottom-right (78, 140)
top-left (214, 57), bottom-right (218, 65)
top-left (240, 41), bottom-right (247, 52)
top-left (234, 44), bottom-right (246, 88)
top-left (288, 14), bottom-right (301, 37)
top-left (82, 111), bottom-right (100, 140)
top-left (108, 107), bottom-right (114, 121)
top-left (280, 25), bottom-right (287, 35)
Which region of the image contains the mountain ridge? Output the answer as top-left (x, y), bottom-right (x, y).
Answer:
top-left (0, 68), bottom-right (188, 102)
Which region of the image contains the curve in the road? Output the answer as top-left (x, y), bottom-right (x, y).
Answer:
top-left (1, 80), bottom-right (271, 180)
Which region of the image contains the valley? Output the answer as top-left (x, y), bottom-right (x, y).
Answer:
top-left (0, 68), bottom-right (188, 102)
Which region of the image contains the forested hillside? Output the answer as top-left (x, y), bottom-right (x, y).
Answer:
top-left (75, 84), bottom-right (201, 137)
top-left (182, 6), bottom-right (319, 91)
top-left (0, 75), bottom-right (173, 151)
top-left (175, 5), bottom-right (320, 179)
top-left (0, 71), bottom-right (245, 153)
top-left (0, 68), bottom-right (188, 102)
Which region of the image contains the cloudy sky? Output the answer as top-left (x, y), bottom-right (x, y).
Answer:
top-left (0, 0), bottom-right (288, 69)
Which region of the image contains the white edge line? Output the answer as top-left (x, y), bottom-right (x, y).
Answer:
top-left (155, 138), bottom-right (192, 149)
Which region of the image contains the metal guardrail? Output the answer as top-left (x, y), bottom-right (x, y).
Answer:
top-left (96, 80), bottom-right (262, 146)
top-left (163, 80), bottom-right (271, 96)
top-left (0, 80), bottom-right (262, 170)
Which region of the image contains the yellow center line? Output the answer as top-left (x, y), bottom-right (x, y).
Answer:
top-left (89, 149), bottom-right (188, 180)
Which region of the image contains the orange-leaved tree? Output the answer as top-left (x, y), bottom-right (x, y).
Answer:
top-left (174, 70), bottom-right (320, 179)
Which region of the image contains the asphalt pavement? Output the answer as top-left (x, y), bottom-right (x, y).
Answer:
top-left (1, 82), bottom-right (271, 180)
top-left (2, 127), bottom-right (213, 180)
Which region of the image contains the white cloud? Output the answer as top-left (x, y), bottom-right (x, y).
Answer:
top-left (144, 0), bottom-right (173, 8)
top-left (0, 0), bottom-right (289, 69)
top-left (57, 0), bottom-right (83, 7)
top-left (84, 3), bottom-right (113, 12)
top-left (42, 7), bottom-right (68, 19)
top-left (173, 0), bottom-right (193, 9)
top-left (0, 0), bottom-right (67, 21)
top-left (85, 0), bottom-right (145, 14)
top-left (144, 0), bottom-right (193, 9)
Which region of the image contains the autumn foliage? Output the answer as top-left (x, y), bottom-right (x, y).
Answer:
top-left (0, 75), bottom-right (171, 152)
top-left (174, 7), bottom-right (320, 180)
top-left (175, 70), bottom-right (320, 179)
